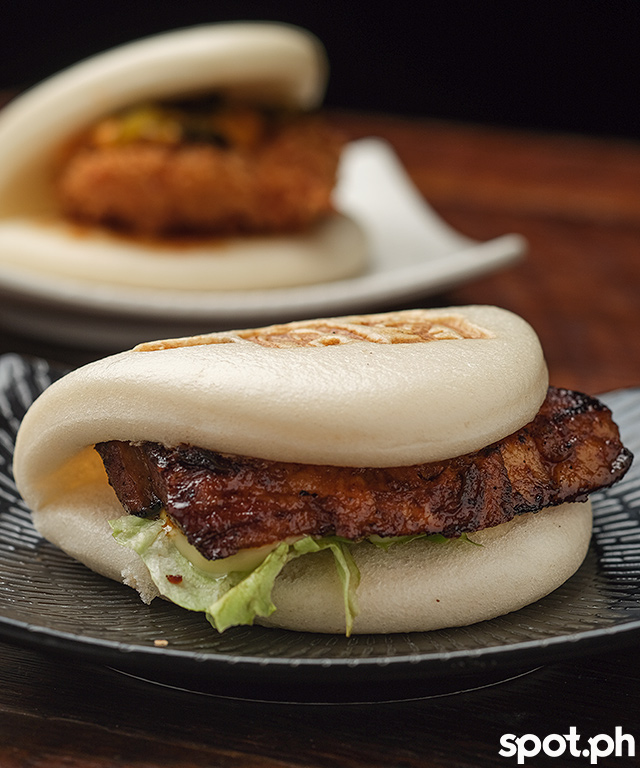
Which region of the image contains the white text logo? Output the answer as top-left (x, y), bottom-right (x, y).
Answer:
top-left (499, 727), bottom-right (635, 764)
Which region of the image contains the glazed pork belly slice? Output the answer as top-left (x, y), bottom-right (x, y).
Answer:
top-left (95, 387), bottom-right (633, 561)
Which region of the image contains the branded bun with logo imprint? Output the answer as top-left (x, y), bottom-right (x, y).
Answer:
top-left (13, 306), bottom-right (633, 634)
top-left (0, 22), bottom-right (367, 291)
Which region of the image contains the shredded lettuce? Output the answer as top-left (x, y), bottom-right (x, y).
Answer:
top-left (110, 515), bottom-right (361, 634)
top-left (110, 516), bottom-right (479, 635)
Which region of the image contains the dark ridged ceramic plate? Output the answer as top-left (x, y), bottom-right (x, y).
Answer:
top-left (0, 353), bottom-right (639, 703)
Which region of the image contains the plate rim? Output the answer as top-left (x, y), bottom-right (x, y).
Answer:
top-left (0, 139), bottom-right (526, 333)
top-left (1, 353), bottom-right (639, 687)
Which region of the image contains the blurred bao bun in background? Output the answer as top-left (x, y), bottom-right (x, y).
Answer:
top-left (0, 22), bottom-right (368, 291)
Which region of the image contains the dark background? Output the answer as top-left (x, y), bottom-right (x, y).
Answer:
top-left (1, 0), bottom-right (639, 140)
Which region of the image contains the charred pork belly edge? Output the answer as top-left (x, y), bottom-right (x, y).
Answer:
top-left (95, 387), bottom-right (633, 561)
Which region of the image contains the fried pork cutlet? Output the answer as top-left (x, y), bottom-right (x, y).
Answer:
top-left (56, 100), bottom-right (343, 237)
top-left (95, 387), bottom-right (633, 561)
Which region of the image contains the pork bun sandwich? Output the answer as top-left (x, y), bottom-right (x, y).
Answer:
top-left (0, 22), bottom-right (367, 291)
top-left (13, 306), bottom-right (632, 634)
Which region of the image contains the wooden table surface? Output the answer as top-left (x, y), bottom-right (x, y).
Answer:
top-left (1, 110), bottom-right (640, 766)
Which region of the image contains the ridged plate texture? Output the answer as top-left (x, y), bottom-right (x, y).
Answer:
top-left (0, 354), bottom-right (639, 700)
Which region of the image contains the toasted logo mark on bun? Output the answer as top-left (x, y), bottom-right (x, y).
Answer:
top-left (135, 310), bottom-right (494, 351)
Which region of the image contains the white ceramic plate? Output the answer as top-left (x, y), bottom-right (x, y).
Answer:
top-left (0, 139), bottom-right (526, 349)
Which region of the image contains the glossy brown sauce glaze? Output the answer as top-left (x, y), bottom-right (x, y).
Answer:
top-left (95, 387), bottom-right (633, 560)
